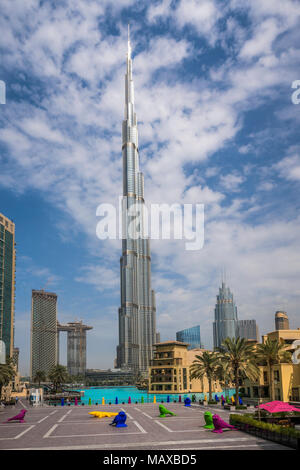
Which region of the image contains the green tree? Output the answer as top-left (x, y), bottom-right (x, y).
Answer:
top-left (48, 364), bottom-right (68, 392)
top-left (33, 370), bottom-right (47, 388)
top-left (218, 337), bottom-right (260, 403)
top-left (190, 351), bottom-right (220, 401)
top-left (255, 338), bottom-right (292, 401)
top-left (0, 357), bottom-right (16, 400)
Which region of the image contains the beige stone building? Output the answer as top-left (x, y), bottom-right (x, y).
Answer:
top-left (240, 329), bottom-right (300, 402)
top-left (148, 341), bottom-right (222, 394)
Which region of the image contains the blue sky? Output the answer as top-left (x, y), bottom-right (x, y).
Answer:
top-left (1, 0), bottom-right (300, 375)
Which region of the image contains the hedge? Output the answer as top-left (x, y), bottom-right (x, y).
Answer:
top-left (229, 414), bottom-right (300, 438)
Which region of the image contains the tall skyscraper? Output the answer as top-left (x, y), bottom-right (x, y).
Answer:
top-left (236, 319), bottom-right (259, 342)
top-left (275, 311), bottom-right (289, 330)
top-left (0, 213), bottom-right (16, 358)
top-left (117, 29), bottom-right (156, 372)
top-left (30, 289), bottom-right (57, 379)
top-left (213, 282), bottom-right (238, 349)
top-left (176, 325), bottom-right (203, 350)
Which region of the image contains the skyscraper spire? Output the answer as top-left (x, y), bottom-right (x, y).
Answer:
top-left (117, 30), bottom-right (157, 372)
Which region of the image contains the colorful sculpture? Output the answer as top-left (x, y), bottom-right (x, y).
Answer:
top-left (167, 396), bottom-right (170, 403)
top-left (128, 397), bottom-right (131, 404)
top-left (212, 414), bottom-right (236, 433)
top-left (239, 396), bottom-right (243, 405)
top-left (75, 397), bottom-right (78, 406)
top-left (204, 395), bottom-right (207, 401)
top-left (88, 398), bottom-right (92, 406)
top-left (89, 411), bottom-right (118, 419)
top-left (5, 409), bottom-right (27, 423)
top-left (203, 411), bottom-right (214, 429)
top-left (115, 397), bottom-right (118, 404)
top-left (179, 395), bottom-right (182, 403)
top-left (153, 396), bottom-right (156, 404)
top-left (215, 394), bottom-right (220, 402)
top-left (141, 396), bottom-right (144, 404)
top-left (109, 411), bottom-right (127, 427)
top-left (184, 397), bottom-right (191, 407)
top-left (159, 405), bottom-right (176, 418)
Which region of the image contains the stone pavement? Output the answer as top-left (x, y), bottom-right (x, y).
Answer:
top-left (0, 401), bottom-right (292, 450)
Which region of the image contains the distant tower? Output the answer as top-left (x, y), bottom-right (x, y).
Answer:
top-left (57, 321), bottom-right (93, 376)
top-left (213, 282), bottom-right (238, 350)
top-left (30, 290), bottom-right (57, 379)
top-left (176, 326), bottom-right (203, 350)
top-left (275, 311), bottom-right (289, 330)
top-left (0, 213), bottom-right (16, 358)
top-left (236, 319), bottom-right (259, 342)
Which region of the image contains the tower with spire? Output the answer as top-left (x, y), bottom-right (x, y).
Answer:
top-left (213, 281), bottom-right (238, 350)
top-left (116, 27), bottom-right (157, 372)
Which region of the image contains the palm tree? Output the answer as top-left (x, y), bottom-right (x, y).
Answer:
top-left (190, 351), bottom-right (220, 401)
top-left (33, 370), bottom-right (47, 388)
top-left (0, 357), bottom-right (16, 400)
top-left (255, 338), bottom-right (292, 401)
top-left (48, 364), bottom-right (68, 392)
top-left (218, 337), bottom-right (260, 403)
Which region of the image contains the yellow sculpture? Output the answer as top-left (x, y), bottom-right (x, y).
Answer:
top-left (102, 397), bottom-right (105, 405)
top-left (89, 411), bottom-right (118, 419)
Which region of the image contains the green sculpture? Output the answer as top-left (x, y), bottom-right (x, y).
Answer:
top-left (203, 411), bottom-right (214, 429)
top-left (159, 405), bottom-right (176, 418)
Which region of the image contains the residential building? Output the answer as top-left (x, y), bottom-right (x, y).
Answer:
top-left (240, 328), bottom-right (300, 402)
top-left (148, 341), bottom-right (222, 394)
top-left (30, 289), bottom-right (57, 379)
top-left (275, 311), bottom-right (289, 330)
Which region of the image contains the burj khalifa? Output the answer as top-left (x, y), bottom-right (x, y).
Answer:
top-left (116, 29), bottom-right (157, 372)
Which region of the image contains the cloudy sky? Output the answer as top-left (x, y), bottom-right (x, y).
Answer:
top-left (1, 0), bottom-right (300, 375)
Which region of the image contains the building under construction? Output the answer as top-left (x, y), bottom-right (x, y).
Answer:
top-left (57, 321), bottom-right (93, 376)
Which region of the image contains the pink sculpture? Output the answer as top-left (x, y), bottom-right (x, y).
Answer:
top-left (5, 409), bottom-right (27, 423)
top-left (212, 414), bottom-right (236, 433)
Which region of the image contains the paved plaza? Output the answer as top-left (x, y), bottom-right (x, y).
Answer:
top-left (0, 401), bottom-right (293, 450)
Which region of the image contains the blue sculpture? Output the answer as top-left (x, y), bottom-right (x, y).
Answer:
top-left (215, 394), bottom-right (220, 402)
top-left (109, 411), bottom-right (127, 428)
top-left (115, 397), bottom-right (118, 404)
top-left (167, 396), bottom-right (170, 403)
top-left (61, 398), bottom-right (64, 406)
top-left (239, 396), bottom-right (243, 405)
top-left (184, 397), bottom-right (191, 407)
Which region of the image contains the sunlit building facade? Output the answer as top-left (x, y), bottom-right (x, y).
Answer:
top-left (117, 31), bottom-right (156, 372)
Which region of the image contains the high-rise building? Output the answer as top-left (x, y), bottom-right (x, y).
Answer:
top-left (0, 213), bottom-right (16, 358)
top-left (275, 311), bottom-right (289, 330)
top-left (213, 282), bottom-right (238, 350)
top-left (236, 319), bottom-right (259, 342)
top-left (176, 325), bottom-right (203, 350)
top-left (57, 321), bottom-right (93, 376)
top-left (30, 289), bottom-right (57, 379)
top-left (117, 29), bottom-right (157, 372)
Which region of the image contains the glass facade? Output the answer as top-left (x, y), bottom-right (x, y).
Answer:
top-left (176, 326), bottom-right (202, 350)
top-left (0, 214), bottom-right (15, 358)
top-left (117, 33), bottom-right (156, 372)
top-left (213, 282), bottom-right (238, 350)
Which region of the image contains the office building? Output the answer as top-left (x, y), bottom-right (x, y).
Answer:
top-left (176, 325), bottom-right (203, 350)
top-left (236, 319), bottom-right (259, 342)
top-left (0, 213), bottom-right (16, 358)
top-left (30, 289), bottom-right (57, 379)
